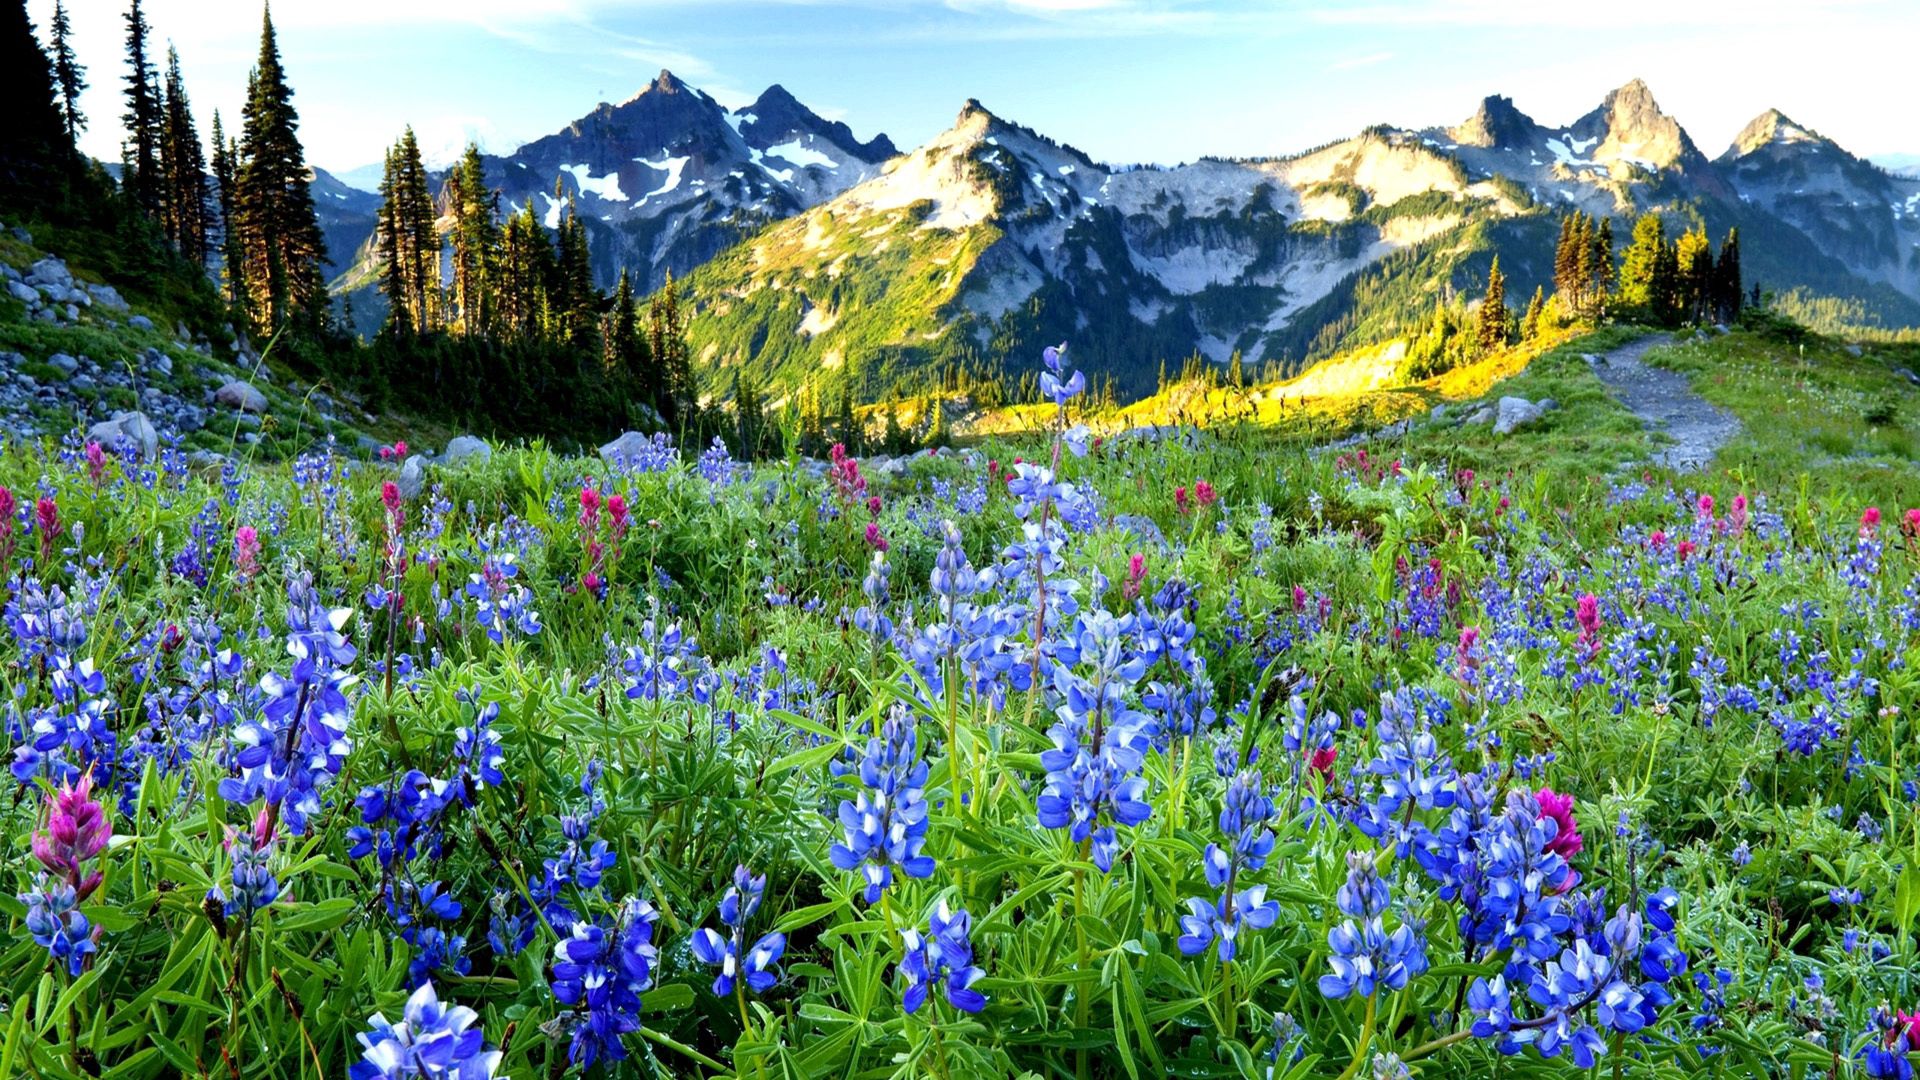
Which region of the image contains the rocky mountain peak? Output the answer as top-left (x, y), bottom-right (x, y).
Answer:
top-left (1569, 77), bottom-right (1701, 171)
top-left (1723, 108), bottom-right (1833, 159)
top-left (1448, 94), bottom-right (1539, 149)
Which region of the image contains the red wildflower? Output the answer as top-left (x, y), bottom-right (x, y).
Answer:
top-left (235, 526), bottom-right (261, 579)
top-left (1862, 506), bottom-right (1882, 535)
top-left (1574, 593), bottom-right (1601, 650)
top-left (864, 522), bottom-right (888, 552)
top-left (1307, 747), bottom-right (1338, 786)
top-left (1194, 480), bottom-right (1218, 507)
top-left (1534, 786), bottom-right (1583, 860)
top-left (1696, 493), bottom-right (1715, 521)
top-left (1174, 486), bottom-right (1191, 514)
top-left (1122, 553), bottom-right (1147, 602)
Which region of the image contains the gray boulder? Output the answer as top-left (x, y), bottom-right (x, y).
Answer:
top-left (87, 410), bottom-right (158, 460)
top-left (441, 435), bottom-right (491, 466)
top-left (600, 430), bottom-right (660, 467)
top-left (127, 314), bottom-right (155, 332)
top-left (215, 380), bottom-right (268, 413)
top-left (49, 353), bottom-right (79, 377)
top-left (144, 348), bottom-right (172, 378)
top-left (396, 454), bottom-right (430, 500)
top-left (24, 258), bottom-right (71, 288)
top-left (1461, 404), bottom-right (1495, 426)
top-left (6, 280), bottom-right (35, 305)
top-left (1493, 395), bottom-right (1556, 435)
top-left (85, 283), bottom-right (128, 312)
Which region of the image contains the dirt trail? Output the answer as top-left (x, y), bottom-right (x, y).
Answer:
top-left (1583, 334), bottom-right (1740, 471)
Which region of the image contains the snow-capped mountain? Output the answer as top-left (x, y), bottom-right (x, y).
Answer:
top-left (678, 79), bottom-right (1920, 402)
top-left (322, 69), bottom-right (894, 322)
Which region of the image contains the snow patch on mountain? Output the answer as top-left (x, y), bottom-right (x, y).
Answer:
top-left (562, 164), bottom-right (627, 202)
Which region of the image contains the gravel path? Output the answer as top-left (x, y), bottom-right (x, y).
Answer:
top-left (1583, 334), bottom-right (1740, 471)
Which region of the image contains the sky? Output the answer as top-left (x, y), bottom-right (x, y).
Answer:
top-left (30, 0), bottom-right (1920, 180)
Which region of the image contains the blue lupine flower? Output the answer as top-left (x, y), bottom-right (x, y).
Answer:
top-left (21, 878), bottom-right (95, 976)
top-left (1318, 851), bottom-right (1429, 1000)
top-left (549, 898), bottom-right (659, 1069)
top-left (214, 831), bottom-right (280, 918)
top-left (349, 981), bottom-right (502, 1080)
top-left (829, 710), bottom-right (934, 903)
top-left (691, 865), bottom-right (786, 997)
top-left (899, 900), bottom-right (986, 1014)
top-left (1037, 611), bottom-right (1156, 872)
top-left (1178, 769), bottom-right (1279, 961)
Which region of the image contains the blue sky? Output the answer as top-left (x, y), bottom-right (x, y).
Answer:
top-left (31, 0), bottom-right (1920, 177)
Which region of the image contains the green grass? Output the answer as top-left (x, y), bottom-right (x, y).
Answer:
top-left (1644, 328), bottom-right (1920, 501)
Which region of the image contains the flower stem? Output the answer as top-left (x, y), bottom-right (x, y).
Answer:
top-left (1333, 992), bottom-right (1377, 1080)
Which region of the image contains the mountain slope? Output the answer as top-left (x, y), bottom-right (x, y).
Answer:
top-left (323, 71), bottom-right (895, 328)
top-left (679, 100), bottom-right (1527, 401)
top-left (677, 78), bottom-right (1920, 402)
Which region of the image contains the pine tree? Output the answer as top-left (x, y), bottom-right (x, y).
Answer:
top-left (554, 194), bottom-right (597, 348)
top-left (1476, 256), bottom-right (1508, 356)
top-left (375, 127), bottom-right (437, 335)
top-left (1674, 227), bottom-right (1713, 326)
top-left (1521, 285), bottom-right (1546, 341)
top-left (49, 0), bottom-right (84, 142)
top-left (1553, 212), bottom-right (1584, 307)
top-left (233, 4), bottom-right (328, 336)
top-left (1590, 217), bottom-right (1614, 318)
top-left (444, 144), bottom-right (498, 337)
top-left (120, 0), bottom-right (164, 216)
top-left (646, 273), bottom-right (692, 430)
top-left (1712, 227), bottom-right (1742, 325)
top-left (497, 199), bottom-right (549, 340)
top-left (159, 46), bottom-right (209, 264)
top-left (834, 390), bottom-right (860, 454)
top-left (0, 0), bottom-right (70, 209)
top-left (1616, 213), bottom-right (1669, 321)
top-left (209, 111), bottom-right (245, 308)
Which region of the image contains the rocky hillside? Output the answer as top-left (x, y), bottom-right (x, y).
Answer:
top-left (674, 78), bottom-right (1920, 403)
top-left (0, 228), bottom-right (379, 460)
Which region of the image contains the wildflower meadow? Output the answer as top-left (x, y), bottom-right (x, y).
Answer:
top-left (4, 343), bottom-right (1920, 1080)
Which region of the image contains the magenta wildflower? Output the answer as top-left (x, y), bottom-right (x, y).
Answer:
top-left (1574, 593), bottom-right (1601, 651)
top-left (235, 526), bottom-right (261, 579)
top-left (33, 776), bottom-right (111, 900)
top-left (1534, 786), bottom-right (1583, 860)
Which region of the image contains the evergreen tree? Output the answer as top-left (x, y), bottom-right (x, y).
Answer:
top-left (1589, 217), bottom-right (1614, 319)
top-left (1553, 212), bottom-right (1586, 308)
top-left (1674, 227), bottom-right (1713, 325)
top-left (923, 397), bottom-right (948, 449)
top-left (159, 45), bottom-right (209, 264)
top-left (1521, 285), bottom-right (1546, 341)
top-left (647, 273), bottom-right (692, 430)
top-left (233, 4), bottom-right (328, 336)
top-left (120, 0), bottom-right (163, 216)
top-left (444, 145), bottom-right (498, 337)
top-left (833, 390), bottom-right (861, 454)
top-left (1712, 227), bottom-right (1743, 324)
top-left (1476, 255), bottom-right (1509, 356)
top-left (497, 199), bottom-right (549, 340)
top-left (49, 0), bottom-right (84, 142)
top-left (553, 194), bottom-right (597, 348)
top-left (1616, 213), bottom-right (1669, 321)
top-left (734, 371), bottom-right (766, 458)
top-left (209, 110), bottom-right (245, 308)
top-left (375, 127), bottom-right (437, 335)
top-left (0, 0), bottom-right (70, 210)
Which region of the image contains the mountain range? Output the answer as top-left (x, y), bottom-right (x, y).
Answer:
top-left (317, 74), bottom-right (1920, 401)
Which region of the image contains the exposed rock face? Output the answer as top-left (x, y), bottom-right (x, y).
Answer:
top-left (1448, 94), bottom-right (1541, 149)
